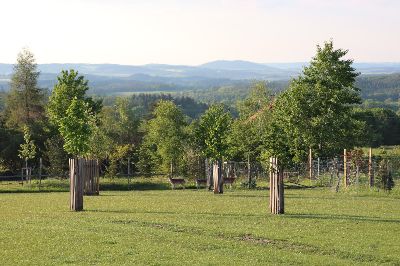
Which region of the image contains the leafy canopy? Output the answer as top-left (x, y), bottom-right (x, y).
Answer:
top-left (5, 48), bottom-right (45, 130)
top-left (145, 100), bottom-right (187, 173)
top-left (18, 125), bottom-right (36, 160)
top-left (196, 104), bottom-right (232, 161)
top-left (263, 41), bottom-right (363, 164)
top-left (48, 70), bottom-right (100, 156)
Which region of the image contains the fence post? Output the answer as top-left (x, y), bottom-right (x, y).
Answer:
top-left (343, 149), bottom-right (346, 188)
top-left (269, 157), bottom-right (284, 214)
top-left (206, 159), bottom-right (213, 190)
top-left (247, 154), bottom-right (251, 188)
top-left (39, 158), bottom-right (42, 190)
top-left (309, 148), bottom-right (312, 181)
top-left (368, 148), bottom-right (374, 188)
top-left (127, 158), bottom-right (131, 189)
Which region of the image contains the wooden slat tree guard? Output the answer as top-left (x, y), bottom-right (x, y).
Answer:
top-left (269, 157), bottom-right (284, 214)
top-left (83, 159), bottom-right (100, 196)
top-left (213, 160), bottom-right (223, 194)
top-left (69, 158), bottom-right (100, 211)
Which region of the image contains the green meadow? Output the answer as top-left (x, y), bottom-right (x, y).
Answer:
top-left (1, 179), bottom-right (399, 265)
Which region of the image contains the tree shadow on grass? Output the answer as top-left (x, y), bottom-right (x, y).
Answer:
top-left (286, 213), bottom-right (400, 224)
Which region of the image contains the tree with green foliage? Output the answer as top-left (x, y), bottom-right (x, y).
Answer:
top-left (18, 125), bottom-right (36, 181)
top-left (376, 159), bottom-right (395, 192)
top-left (230, 82), bottom-right (273, 161)
top-left (196, 104), bottom-right (232, 193)
top-left (354, 108), bottom-right (400, 147)
top-left (58, 97), bottom-right (94, 156)
top-left (47, 70), bottom-right (101, 125)
top-left (5, 48), bottom-right (45, 130)
top-left (18, 125), bottom-right (36, 161)
top-left (48, 71), bottom-right (100, 157)
top-left (196, 104), bottom-right (232, 161)
top-left (44, 135), bottom-right (69, 177)
top-left (263, 41), bottom-right (364, 165)
top-left (145, 100), bottom-right (187, 176)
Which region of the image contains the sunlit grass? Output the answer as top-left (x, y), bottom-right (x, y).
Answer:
top-left (0, 178), bottom-right (399, 265)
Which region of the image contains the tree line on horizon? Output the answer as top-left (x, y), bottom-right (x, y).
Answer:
top-left (0, 41), bottom-right (400, 177)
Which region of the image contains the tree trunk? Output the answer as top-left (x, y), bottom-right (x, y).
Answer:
top-left (368, 147), bottom-right (374, 188)
top-left (269, 157), bottom-right (284, 214)
top-left (213, 160), bottom-right (223, 194)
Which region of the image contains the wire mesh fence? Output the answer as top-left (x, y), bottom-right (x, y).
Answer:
top-left (1, 153), bottom-right (399, 192)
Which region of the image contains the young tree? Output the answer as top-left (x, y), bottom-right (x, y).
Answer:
top-left (145, 100), bottom-right (187, 176)
top-left (230, 82), bottom-right (273, 187)
top-left (266, 41), bottom-right (364, 163)
top-left (5, 48), bottom-right (45, 130)
top-left (47, 70), bottom-right (101, 126)
top-left (47, 70), bottom-right (100, 157)
top-left (196, 104), bottom-right (232, 193)
top-left (58, 97), bottom-right (94, 156)
top-left (18, 125), bottom-right (36, 183)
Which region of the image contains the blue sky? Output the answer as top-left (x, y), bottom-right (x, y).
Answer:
top-left (1, 0), bottom-right (399, 65)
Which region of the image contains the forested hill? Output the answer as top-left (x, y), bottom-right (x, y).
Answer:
top-left (357, 73), bottom-right (400, 101)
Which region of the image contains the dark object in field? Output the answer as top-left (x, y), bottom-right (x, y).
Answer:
top-left (169, 177), bottom-right (185, 189)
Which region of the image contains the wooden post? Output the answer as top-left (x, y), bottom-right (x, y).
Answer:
top-left (247, 153), bottom-right (251, 188)
top-left (269, 157), bottom-right (284, 214)
top-left (96, 159), bottom-right (100, 194)
top-left (343, 149), bottom-right (347, 188)
top-left (309, 148), bottom-right (312, 181)
top-left (213, 160), bottom-right (223, 194)
top-left (70, 158), bottom-right (83, 211)
top-left (38, 158), bottom-right (42, 190)
top-left (206, 159), bottom-right (213, 190)
top-left (127, 158), bottom-right (131, 188)
top-left (21, 167), bottom-right (24, 186)
top-left (368, 148), bottom-right (374, 188)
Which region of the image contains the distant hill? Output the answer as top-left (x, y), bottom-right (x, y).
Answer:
top-left (200, 60), bottom-right (279, 71)
top-left (1, 61), bottom-right (400, 100)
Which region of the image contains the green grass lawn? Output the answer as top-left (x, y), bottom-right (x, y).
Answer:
top-left (1, 179), bottom-right (400, 265)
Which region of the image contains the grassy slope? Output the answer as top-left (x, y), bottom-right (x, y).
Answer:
top-left (0, 181), bottom-right (399, 265)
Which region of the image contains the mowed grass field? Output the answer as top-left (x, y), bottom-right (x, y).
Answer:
top-left (1, 179), bottom-right (400, 265)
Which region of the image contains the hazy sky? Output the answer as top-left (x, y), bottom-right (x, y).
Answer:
top-left (1, 0), bottom-right (399, 65)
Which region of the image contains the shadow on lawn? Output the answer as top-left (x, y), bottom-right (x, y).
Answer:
top-left (286, 213), bottom-right (400, 224)
top-left (100, 181), bottom-right (170, 191)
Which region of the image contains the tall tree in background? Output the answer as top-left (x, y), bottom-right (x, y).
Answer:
top-left (266, 41), bottom-right (364, 163)
top-left (196, 104), bottom-right (232, 193)
top-left (5, 49), bottom-right (45, 130)
top-left (145, 100), bottom-right (187, 176)
top-left (230, 82), bottom-right (273, 161)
